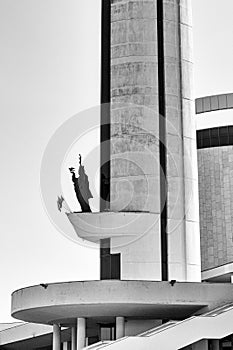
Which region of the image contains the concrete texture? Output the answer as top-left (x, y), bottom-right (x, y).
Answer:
top-left (11, 281), bottom-right (233, 325)
top-left (110, 0), bottom-right (159, 213)
top-left (164, 0), bottom-right (200, 282)
top-left (111, 214), bottom-right (161, 280)
top-left (198, 146), bottom-right (233, 271)
top-left (109, 0), bottom-right (200, 281)
top-left (0, 323), bottom-right (53, 346)
top-left (82, 304), bottom-right (233, 350)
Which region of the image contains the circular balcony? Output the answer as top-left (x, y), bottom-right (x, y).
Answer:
top-left (11, 281), bottom-right (233, 326)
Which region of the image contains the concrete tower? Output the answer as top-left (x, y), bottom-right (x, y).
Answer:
top-left (69, 0), bottom-right (201, 282)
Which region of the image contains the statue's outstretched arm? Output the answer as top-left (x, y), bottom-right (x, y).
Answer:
top-left (71, 172), bottom-right (76, 183)
top-left (69, 167), bottom-right (76, 183)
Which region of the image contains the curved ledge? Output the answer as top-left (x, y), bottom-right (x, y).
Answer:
top-left (197, 125), bottom-right (233, 149)
top-left (11, 280), bottom-right (233, 325)
top-left (66, 212), bottom-right (159, 243)
top-left (195, 93), bottom-right (233, 115)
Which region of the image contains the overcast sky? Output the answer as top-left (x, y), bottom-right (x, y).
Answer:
top-left (0, 0), bottom-right (233, 322)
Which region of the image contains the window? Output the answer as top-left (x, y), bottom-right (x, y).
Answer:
top-left (197, 126), bottom-right (233, 149)
top-left (100, 324), bottom-right (115, 341)
top-left (100, 239), bottom-right (121, 280)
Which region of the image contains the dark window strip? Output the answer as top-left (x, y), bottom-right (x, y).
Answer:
top-left (197, 126), bottom-right (233, 149)
top-left (100, 239), bottom-right (121, 280)
top-left (157, 0), bottom-right (168, 281)
top-left (100, 0), bottom-right (111, 211)
top-left (100, 238), bottom-right (111, 257)
top-left (100, 238), bottom-right (111, 280)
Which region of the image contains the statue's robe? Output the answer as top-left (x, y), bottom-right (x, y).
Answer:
top-left (72, 172), bottom-right (93, 212)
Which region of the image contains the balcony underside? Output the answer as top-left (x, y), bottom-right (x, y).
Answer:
top-left (11, 280), bottom-right (233, 325)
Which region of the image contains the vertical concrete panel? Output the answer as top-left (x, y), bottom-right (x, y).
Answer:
top-left (111, 216), bottom-right (161, 280)
top-left (164, 0), bottom-right (200, 281)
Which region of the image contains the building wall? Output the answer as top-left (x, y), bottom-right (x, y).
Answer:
top-left (111, 214), bottom-right (161, 280)
top-left (198, 145), bottom-right (233, 271)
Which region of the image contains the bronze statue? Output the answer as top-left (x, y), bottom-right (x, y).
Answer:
top-left (69, 155), bottom-right (93, 212)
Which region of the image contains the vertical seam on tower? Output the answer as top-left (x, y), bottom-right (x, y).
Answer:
top-left (177, 0), bottom-right (188, 281)
top-left (157, 0), bottom-right (168, 281)
top-left (100, 0), bottom-right (111, 280)
top-left (100, 0), bottom-right (111, 211)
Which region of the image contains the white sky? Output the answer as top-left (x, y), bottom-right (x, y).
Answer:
top-left (0, 0), bottom-right (233, 322)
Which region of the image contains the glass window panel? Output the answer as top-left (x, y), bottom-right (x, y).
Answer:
top-left (210, 95), bottom-right (219, 110)
top-left (210, 128), bottom-right (219, 137)
top-left (220, 136), bottom-right (229, 146)
top-left (100, 238), bottom-right (110, 256)
top-left (218, 94), bottom-right (227, 109)
top-left (228, 126), bottom-right (233, 136)
top-left (197, 132), bottom-right (203, 148)
top-left (229, 127), bottom-right (233, 144)
top-left (203, 138), bottom-right (210, 147)
top-left (203, 97), bottom-right (211, 112)
top-left (210, 137), bottom-right (219, 147)
top-left (101, 327), bottom-right (111, 341)
top-left (101, 255), bottom-right (111, 279)
top-left (202, 129), bottom-right (210, 139)
top-left (227, 93), bottom-right (233, 108)
top-left (219, 127), bottom-right (228, 136)
top-left (110, 254), bottom-right (120, 280)
top-left (197, 139), bottom-right (203, 148)
top-left (100, 326), bottom-right (115, 341)
top-left (197, 132), bottom-right (202, 141)
top-left (195, 98), bottom-right (203, 114)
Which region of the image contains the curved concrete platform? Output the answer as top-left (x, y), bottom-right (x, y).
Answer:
top-left (11, 280), bottom-right (233, 325)
top-left (66, 212), bottom-right (159, 243)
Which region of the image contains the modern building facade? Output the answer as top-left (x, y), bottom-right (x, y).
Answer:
top-left (1, 1), bottom-right (233, 350)
top-left (196, 93), bottom-right (233, 284)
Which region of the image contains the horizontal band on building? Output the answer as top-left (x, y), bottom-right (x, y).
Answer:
top-left (197, 125), bottom-right (233, 149)
top-left (195, 93), bottom-right (233, 114)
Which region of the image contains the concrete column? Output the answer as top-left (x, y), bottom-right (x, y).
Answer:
top-left (212, 339), bottom-right (220, 350)
top-left (53, 324), bottom-right (61, 350)
top-left (77, 318), bottom-right (86, 350)
top-left (71, 326), bottom-right (77, 350)
top-left (116, 317), bottom-right (125, 339)
top-left (231, 275), bottom-right (233, 283)
top-left (63, 342), bottom-right (69, 350)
